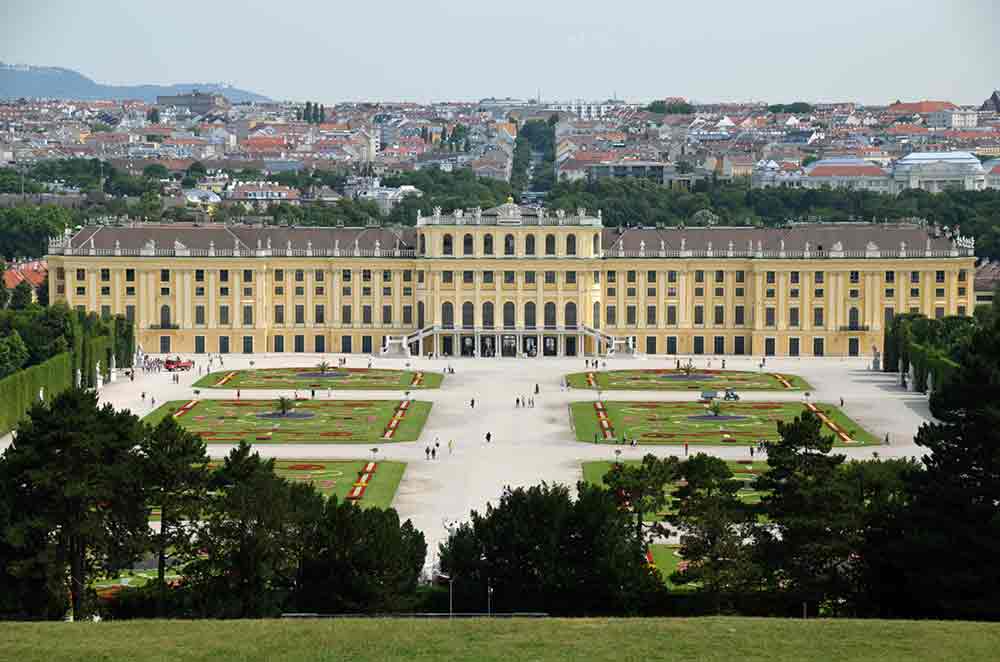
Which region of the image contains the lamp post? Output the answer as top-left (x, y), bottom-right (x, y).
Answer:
top-left (438, 573), bottom-right (454, 619)
top-left (487, 582), bottom-right (494, 617)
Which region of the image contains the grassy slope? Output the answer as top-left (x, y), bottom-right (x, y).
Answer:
top-left (143, 400), bottom-right (432, 444)
top-left (5, 618), bottom-right (999, 662)
top-left (571, 401), bottom-right (877, 446)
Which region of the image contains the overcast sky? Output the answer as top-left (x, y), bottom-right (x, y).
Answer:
top-left (2, 0), bottom-right (997, 105)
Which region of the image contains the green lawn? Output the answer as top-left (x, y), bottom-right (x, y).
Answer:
top-left (193, 367), bottom-right (443, 390)
top-left (583, 459), bottom-right (768, 521)
top-left (145, 398), bottom-right (431, 443)
top-left (272, 459), bottom-right (405, 509)
top-left (566, 368), bottom-right (811, 391)
top-left (5, 618), bottom-right (999, 662)
top-left (571, 400), bottom-right (878, 446)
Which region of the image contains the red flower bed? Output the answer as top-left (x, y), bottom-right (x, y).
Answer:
top-left (287, 463), bottom-right (326, 471)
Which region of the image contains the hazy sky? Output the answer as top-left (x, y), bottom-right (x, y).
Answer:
top-left (2, 0), bottom-right (997, 105)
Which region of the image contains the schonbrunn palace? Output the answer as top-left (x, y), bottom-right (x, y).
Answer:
top-left (46, 201), bottom-right (976, 359)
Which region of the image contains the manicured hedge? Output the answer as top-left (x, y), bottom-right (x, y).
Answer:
top-left (0, 352), bottom-right (72, 435)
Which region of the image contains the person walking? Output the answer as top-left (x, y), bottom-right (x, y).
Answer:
top-left (236, 389), bottom-right (241, 400)
top-left (425, 446), bottom-right (431, 460)
top-left (684, 442), bottom-right (689, 457)
top-left (448, 439), bottom-right (454, 455)
top-left (470, 398), bottom-right (475, 409)
top-left (516, 397), bottom-right (520, 408)
top-left (431, 447), bottom-right (437, 460)
top-left (311, 388), bottom-right (315, 399)
top-left (840, 397), bottom-right (845, 407)
top-left (535, 383), bottom-right (539, 395)
top-left (485, 432), bottom-right (492, 444)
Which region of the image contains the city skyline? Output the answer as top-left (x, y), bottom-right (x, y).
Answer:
top-left (2, 0), bottom-right (997, 105)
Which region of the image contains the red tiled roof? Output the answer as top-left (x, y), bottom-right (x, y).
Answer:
top-left (808, 165), bottom-right (886, 177)
top-left (3, 260), bottom-right (48, 289)
top-left (888, 100), bottom-right (957, 114)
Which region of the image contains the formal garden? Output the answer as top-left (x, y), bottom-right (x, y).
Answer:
top-left (146, 398), bottom-right (431, 443)
top-left (565, 368), bottom-right (810, 391)
top-left (571, 400), bottom-right (878, 445)
top-left (193, 365), bottom-right (443, 390)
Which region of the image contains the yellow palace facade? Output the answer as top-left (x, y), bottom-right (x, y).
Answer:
top-left (46, 202), bottom-right (976, 358)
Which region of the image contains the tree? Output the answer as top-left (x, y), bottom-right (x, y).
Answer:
top-left (143, 163), bottom-right (169, 180)
top-left (708, 400), bottom-right (723, 417)
top-left (894, 299), bottom-right (1000, 619)
top-left (754, 410), bottom-right (856, 615)
top-left (139, 415), bottom-right (209, 616)
top-left (0, 329), bottom-right (29, 378)
top-left (603, 454), bottom-right (680, 548)
top-left (319, 104), bottom-right (326, 124)
top-left (276, 396), bottom-right (293, 417)
top-left (304, 102), bottom-right (312, 125)
top-left (438, 482), bottom-right (665, 615)
top-left (146, 107), bottom-right (160, 124)
top-left (670, 454), bottom-right (757, 613)
top-left (296, 496), bottom-right (425, 613)
top-left (9, 280), bottom-right (34, 310)
top-left (2, 388), bottom-right (147, 619)
top-left (316, 360), bottom-right (330, 374)
top-left (34, 276), bottom-right (49, 307)
top-left (0, 280), bottom-right (8, 309)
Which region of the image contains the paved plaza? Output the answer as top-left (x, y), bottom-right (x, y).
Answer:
top-left (1, 352), bottom-right (934, 570)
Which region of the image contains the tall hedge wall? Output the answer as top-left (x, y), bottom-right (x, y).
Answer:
top-left (0, 352), bottom-right (73, 435)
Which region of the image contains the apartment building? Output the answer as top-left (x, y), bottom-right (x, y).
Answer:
top-left (46, 203), bottom-right (976, 358)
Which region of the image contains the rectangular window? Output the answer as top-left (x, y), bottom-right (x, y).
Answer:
top-left (626, 287), bottom-right (636, 297)
top-left (403, 270), bottom-right (412, 282)
top-left (219, 269), bottom-right (229, 282)
top-left (342, 305), bottom-right (352, 324)
top-left (342, 269), bottom-right (351, 282)
top-left (316, 286), bottom-right (325, 296)
top-left (195, 305), bottom-right (205, 325)
top-left (958, 270), bottom-right (967, 282)
top-left (566, 271), bottom-right (577, 285)
top-left (382, 305), bottom-right (392, 324)
top-left (735, 271), bottom-right (745, 283)
top-left (735, 305), bottom-right (745, 325)
top-left (463, 270), bottom-right (474, 284)
top-left (219, 336), bottom-right (230, 354)
top-left (442, 271), bottom-right (453, 284)
top-left (77, 268), bottom-right (86, 281)
top-left (403, 305), bottom-right (413, 325)
top-left (243, 269), bottom-right (253, 283)
top-left (275, 269), bottom-right (284, 281)
top-left (383, 270), bottom-right (392, 283)
top-left (814, 288), bottom-right (824, 298)
top-left (274, 335), bottom-right (284, 353)
top-left (524, 271), bottom-right (536, 284)
top-left (195, 286), bottom-right (205, 296)
top-left (668, 270), bottom-right (677, 283)
top-left (667, 305), bottom-right (677, 326)
top-left (101, 286), bottom-right (111, 296)
top-left (296, 270), bottom-right (305, 282)
top-left (295, 304), bottom-right (305, 324)
top-left (219, 305), bottom-right (230, 325)
top-left (482, 271), bottom-right (494, 284)
top-left (814, 271), bottom-right (824, 284)
top-left (195, 336), bottom-right (205, 354)
top-left (220, 286), bottom-right (230, 297)
top-left (362, 270), bottom-right (371, 282)
top-left (813, 337), bottom-right (824, 357)
top-left (813, 307), bottom-right (824, 327)
top-left (714, 287), bottom-right (724, 297)
top-left (789, 307), bottom-right (799, 327)
top-left (649, 287), bottom-right (658, 297)
top-left (100, 305), bottom-right (111, 319)
top-left (693, 336), bottom-right (704, 355)
top-left (362, 305), bottom-right (372, 324)
top-left (695, 287), bottom-right (704, 297)
top-left (714, 336), bottom-right (725, 355)
top-left (242, 336), bottom-right (253, 354)
top-left (315, 305), bottom-right (325, 324)
top-left (695, 270), bottom-right (704, 283)
top-left (341, 335), bottom-right (352, 353)
top-left (606, 305), bottom-right (616, 326)
top-left (935, 307), bottom-right (945, 319)
top-left (243, 287), bottom-right (253, 297)
top-left (911, 271), bottom-right (920, 284)
top-left (885, 270), bottom-right (895, 284)
top-left (75, 287), bottom-right (85, 296)
top-left (125, 268), bottom-right (135, 282)
top-left (545, 271), bottom-right (556, 284)
top-left (627, 270), bottom-right (636, 283)
top-left (160, 269), bottom-right (170, 282)
top-left (935, 288), bottom-right (945, 298)
top-left (243, 304), bottom-right (253, 326)
top-left (646, 305), bottom-right (656, 325)
top-left (315, 270), bottom-right (325, 282)
top-left (714, 305), bottom-right (724, 325)
top-left (790, 271), bottom-right (800, 284)
top-left (936, 270), bottom-right (945, 284)
top-left (714, 270), bottom-right (724, 283)
top-left (735, 287), bottom-right (744, 297)
top-left (648, 270), bottom-right (658, 283)
top-left (790, 288), bottom-right (799, 298)
top-left (504, 271), bottom-right (515, 284)
top-left (849, 289), bottom-right (859, 299)
top-left (765, 307), bottom-right (775, 327)
top-left (850, 270), bottom-right (860, 284)
top-left (294, 335), bottom-right (304, 352)
top-left (766, 271), bottom-right (775, 284)
top-left (694, 305), bottom-right (704, 325)
top-left (100, 268), bottom-right (110, 281)
top-left (275, 305), bottom-right (285, 324)
top-left (315, 335), bottom-right (325, 353)
top-left (626, 305), bottom-right (637, 325)
top-left (606, 271), bottom-right (616, 283)
top-left (274, 286), bottom-right (283, 296)
top-left (125, 305), bottom-right (135, 323)
top-left (789, 337), bottom-right (799, 357)
top-left (910, 288), bottom-right (920, 298)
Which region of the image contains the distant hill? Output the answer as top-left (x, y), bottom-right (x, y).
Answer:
top-left (0, 63), bottom-right (271, 103)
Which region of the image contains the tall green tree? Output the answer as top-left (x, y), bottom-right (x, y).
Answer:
top-left (140, 416), bottom-right (209, 616)
top-left (754, 411), bottom-right (857, 615)
top-left (0, 329), bottom-right (29, 378)
top-left (34, 276), bottom-right (49, 307)
top-left (9, 280), bottom-right (34, 310)
top-left (895, 299), bottom-right (1000, 619)
top-left (2, 388), bottom-right (147, 619)
top-left (0, 280), bottom-right (8, 309)
top-left (603, 453), bottom-right (679, 549)
top-left (670, 454), bottom-right (758, 612)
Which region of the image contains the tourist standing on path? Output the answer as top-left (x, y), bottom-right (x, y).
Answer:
top-left (311, 388), bottom-right (315, 399)
top-left (684, 442), bottom-right (689, 457)
top-left (236, 389), bottom-right (241, 400)
top-left (425, 446), bottom-right (430, 460)
top-left (431, 447), bottom-right (437, 460)
top-left (448, 439), bottom-right (454, 455)
top-left (840, 397), bottom-right (844, 407)
top-left (535, 383), bottom-right (539, 395)
top-left (485, 432), bottom-right (492, 444)
top-left (515, 397), bottom-right (520, 408)
top-left (470, 398), bottom-right (475, 409)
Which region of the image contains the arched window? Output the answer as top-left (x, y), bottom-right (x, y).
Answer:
top-left (463, 233), bottom-right (474, 255)
top-left (462, 302), bottom-right (474, 329)
top-left (593, 302), bottom-right (600, 329)
top-left (160, 305), bottom-right (171, 328)
top-left (544, 302), bottom-right (556, 328)
top-left (566, 235), bottom-right (577, 256)
top-left (544, 234), bottom-right (556, 255)
top-left (483, 234), bottom-right (494, 255)
top-left (443, 234), bottom-right (454, 256)
top-left (482, 302), bottom-right (494, 328)
top-left (417, 301), bottom-right (425, 328)
top-left (442, 302), bottom-right (454, 328)
top-left (504, 234), bottom-right (515, 256)
top-left (503, 301), bottom-right (515, 328)
top-left (419, 234), bottom-right (426, 255)
top-left (565, 302), bottom-right (577, 328)
top-left (592, 233), bottom-right (600, 255)
top-left (526, 235), bottom-right (536, 255)
top-left (524, 302), bottom-right (536, 329)
top-left (849, 307), bottom-right (860, 329)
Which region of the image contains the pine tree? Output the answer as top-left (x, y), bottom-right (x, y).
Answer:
top-left (304, 102), bottom-right (312, 124)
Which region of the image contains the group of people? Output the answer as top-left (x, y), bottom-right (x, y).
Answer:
top-left (425, 436), bottom-right (455, 460)
top-left (585, 359), bottom-right (606, 370)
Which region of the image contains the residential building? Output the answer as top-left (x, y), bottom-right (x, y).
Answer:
top-left (927, 109), bottom-right (978, 129)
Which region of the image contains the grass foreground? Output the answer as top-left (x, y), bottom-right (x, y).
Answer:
top-left (4, 617), bottom-right (999, 662)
